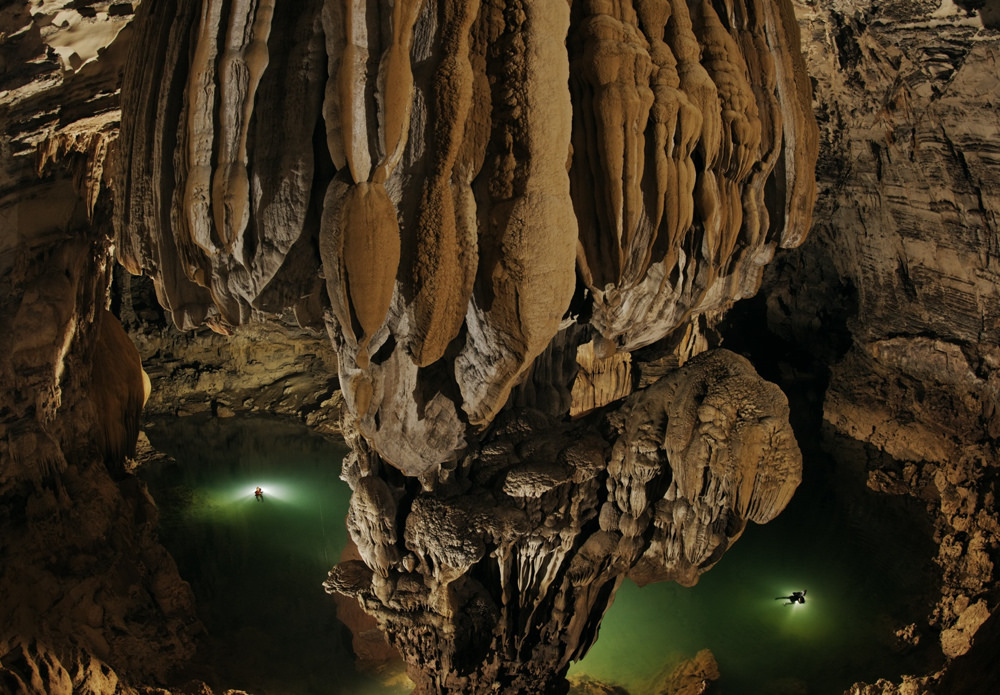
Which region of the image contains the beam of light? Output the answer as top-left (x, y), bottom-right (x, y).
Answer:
top-left (244, 480), bottom-right (297, 503)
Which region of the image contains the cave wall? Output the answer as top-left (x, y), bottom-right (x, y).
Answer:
top-left (0, 2), bottom-right (199, 690)
top-left (764, 0), bottom-right (1000, 686)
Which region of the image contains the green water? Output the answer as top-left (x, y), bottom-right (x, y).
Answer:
top-left (142, 415), bottom-right (940, 695)
top-left (569, 453), bottom-right (941, 694)
top-left (141, 415), bottom-right (410, 695)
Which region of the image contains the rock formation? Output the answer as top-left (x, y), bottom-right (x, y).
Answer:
top-left (6, 0), bottom-right (999, 693)
top-left (761, 2), bottom-right (1000, 690)
top-left (325, 349), bottom-right (799, 693)
top-left (116, 271), bottom-right (345, 435)
top-left (1, 2), bottom-right (199, 689)
top-left (114, 0), bottom-right (816, 483)
top-left (107, 0), bottom-right (815, 689)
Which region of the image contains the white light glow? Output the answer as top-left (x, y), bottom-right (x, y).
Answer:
top-left (219, 480), bottom-right (298, 503)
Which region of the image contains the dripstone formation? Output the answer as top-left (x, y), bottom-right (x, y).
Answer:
top-left (111, 0), bottom-right (814, 690)
top-left (6, 0), bottom-right (998, 693)
top-left (326, 349), bottom-right (800, 692)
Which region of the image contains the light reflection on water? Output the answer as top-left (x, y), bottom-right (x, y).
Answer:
top-left (570, 449), bottom-right (941, 694)
top-left (141, 415), bottom-right (411, 695)
top-left (142, 415), bottom-right (940, 695)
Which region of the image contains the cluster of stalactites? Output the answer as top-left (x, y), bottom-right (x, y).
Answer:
top-left (115, 0), bottom-right (815, 478)
top-left (316, 0), bottom-right (583, 482)
top-left (569, 0), bottom-right (817, 351)
top-left (116, 0), bottom-right (330, 333)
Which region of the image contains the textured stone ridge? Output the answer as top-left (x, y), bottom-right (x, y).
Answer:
top-left (114, 0), bottom-right (817, 480)
top-left (569, 0), bottom-right (817, 352)
top-left (325, 349), bottom-right (800, 694)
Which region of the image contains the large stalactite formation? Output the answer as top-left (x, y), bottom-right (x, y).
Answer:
top-left (109, 0), bottom-right (814, 691)
top-left (4, 0), bottom-right (997, 693)
top-left (116, 0), bottom-right (816, 473)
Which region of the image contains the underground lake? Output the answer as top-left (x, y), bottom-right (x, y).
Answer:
top-left (140, 414), bottom-right (941, 694)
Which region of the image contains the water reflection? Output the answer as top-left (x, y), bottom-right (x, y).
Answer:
top-left (570, 441), bottom-right (941, 694)
top-left (141, 415), bottom-right (939, 695)
top-left (141, 415), bottom-right (410, 695)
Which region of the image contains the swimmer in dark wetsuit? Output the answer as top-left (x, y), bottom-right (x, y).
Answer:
top-left (775, 590), bottom-right (806, 605)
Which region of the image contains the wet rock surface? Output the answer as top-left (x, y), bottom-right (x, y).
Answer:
top-left (108, 2), bottom-right (816, 687)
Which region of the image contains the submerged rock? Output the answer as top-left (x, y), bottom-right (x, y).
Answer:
top-left (656, 648), bottom-right (721, 695)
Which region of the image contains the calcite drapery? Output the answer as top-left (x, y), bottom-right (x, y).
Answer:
top-left (112, 0), bottom-right (814, 691)
top-left (569, 0), bottom-right (816, 352)
top-left (115, 0), bottom-right (816, 480)
top-left (608, 349), bottom-right (801, 587)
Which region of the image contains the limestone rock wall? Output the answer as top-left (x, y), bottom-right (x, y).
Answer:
top-left (116, 272), bottom-right (344, 434)
top-left (760, 0), bottom-right (1000, 687)
top-left (0, 233), bottom-right (198, 690)
top-left (1, 2), bottom-right (199, 689)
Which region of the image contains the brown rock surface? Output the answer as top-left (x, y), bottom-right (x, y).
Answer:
top-left (0, 233), bottom-right (198, 688)
top-left (324, 349), bottom-right (799, 693)
top-left (0, 0), bottom-right (862, 692)
top-left (113, 0), bottom-right (817, 481)
top-left (656, 648), bottom-right (720, 695)
top-left (756, 0), bottom-right (1000, 689)
top-left (116, 272), bottom-right (344, 435)
top-left (1, 3), bottom-right (198, 690)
